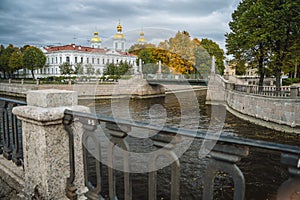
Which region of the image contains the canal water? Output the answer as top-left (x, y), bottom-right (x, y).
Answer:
top-left (79, 89), bottom-right (300, 200)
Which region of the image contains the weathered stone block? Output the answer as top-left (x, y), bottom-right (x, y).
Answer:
top-left (13, 90), bottom-right (89, 199)
top-left (27, 89), bottom-right (77, 108)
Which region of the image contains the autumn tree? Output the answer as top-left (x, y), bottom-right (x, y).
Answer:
top-left (158, 31), bottom-right (196, 74)
top-left (23, 46), bottom-right (46, 79)
top-left (128, 43), bottom-right (156, 55)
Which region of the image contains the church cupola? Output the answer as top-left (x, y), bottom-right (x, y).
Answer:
top-left (91, 32), bottom-right (101, 48)
top-left (137, 30), bottom-right (147, 44)
top-left (113, 20), bottom-right (126, 52)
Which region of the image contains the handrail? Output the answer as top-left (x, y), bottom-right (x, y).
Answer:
top-left (0, 97), bottom-right (27, 106)
top-left (64, 109), bottom-right (300, 154)
top-left (63, 108), bottom-right (300, 200)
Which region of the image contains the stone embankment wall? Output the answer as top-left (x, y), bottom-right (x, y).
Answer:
top-left (207, 74), bottom-right (300, 134)
top-left (0, 77), bottom-right (205, 100)
top-left (226, 90), bottom-right (300, 133)
top-left (0, 83), bottom-right (116, 99)
top-left (0, 76), bottom-right (165, 99)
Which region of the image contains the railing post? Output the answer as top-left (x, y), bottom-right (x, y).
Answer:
top-left (246, 85), bottom-right (251, 94)
top-left (12, 89), bottom-right (89, 199)
top-left (277, 154), bottom-right (300, 199)
top-left (290, 85), bottom-right (298, 98)
top-left (149, 131), bottom-right (181, 200)
top-left (203, 143), bottom-right (249, 200)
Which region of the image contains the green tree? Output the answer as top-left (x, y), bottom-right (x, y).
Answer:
top-left (0, 44), bottom-right (16, 78)
top-left (194, 45), bottom-right (211, 78)
top-left (85, 63), bottom-right (95, 76)
top-left (117, 62), bottom-right (132, 75)
top-left (0, 44), bottom-right (6, 78)
top-left (226, 0), bottom-right (300, 90)
top-left (104, 62), bottom-right (132, 77)
top-left (200, 38), bottom-right (225, 74)
top-left (9, 48), bottom-right (23, 77)
top-left (23, 46), bottom-right (46, 79)
top-left (96, 68), bottom-right (101, 76)
top-left (74, 63), bottom-right (84, 75)
top-left (226, 0), bottom-right (269, 87)
top-left (267, 0), bottom-right (300, 89)
top-left (138, 48), bottom-right (156, 64)
top-left (59, 62), bottom-right (73, 75)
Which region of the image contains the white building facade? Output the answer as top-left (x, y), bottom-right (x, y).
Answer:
top-left (31, 22), bottom-right (137, 78)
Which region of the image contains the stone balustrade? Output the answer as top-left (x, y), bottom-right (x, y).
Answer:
top-left (12, 89), bottom-right (90, 199)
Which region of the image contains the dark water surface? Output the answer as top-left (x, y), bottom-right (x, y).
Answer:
top-left (79, 90), bottom-right (300, 200)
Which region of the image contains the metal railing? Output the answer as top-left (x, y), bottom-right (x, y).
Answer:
top-left (0, 97), bottom-right (26, 166)
top-left (143, 73), bottom-right (206, 80)
top-left (63, 109), bottom-right (300, 200)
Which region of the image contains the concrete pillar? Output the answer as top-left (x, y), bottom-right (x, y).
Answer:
top-left (36, 79), bottom-right (40, 85)
top-left (21, 79), bottom-right (24, 85)
top-left (8, 78), bottom-right (11, 84)
top-left (290, 85), bottom-right (299, 98)
top-left (12, 89), bottom-right (89, 199)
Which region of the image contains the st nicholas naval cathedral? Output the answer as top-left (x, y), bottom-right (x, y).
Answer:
top-left (35, 21), bottom-right (146, 78)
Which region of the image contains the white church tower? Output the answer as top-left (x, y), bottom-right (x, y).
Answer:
top-left (113, 21), bottom-right (126, 52)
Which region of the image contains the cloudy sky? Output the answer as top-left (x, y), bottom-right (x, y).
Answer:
top-left (0, 0), bottom-right (241, 51)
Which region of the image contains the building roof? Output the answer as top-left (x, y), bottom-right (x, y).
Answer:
top-left (44, 44), bottom-right (136, 57)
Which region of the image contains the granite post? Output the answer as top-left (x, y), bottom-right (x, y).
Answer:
top-left (290, 85), bottom-right (299, 98)
top-left (12, 89), bottom-right (89, 199)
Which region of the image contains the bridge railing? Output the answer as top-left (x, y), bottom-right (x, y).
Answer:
top-left (228, 83), bottom-right (298, 98)
top-left (143, 73), bottom-right (205, 80)
top-left (0, 97), bottom-right (26, 166)
top-left (63, 109), bottom-right (300, 200)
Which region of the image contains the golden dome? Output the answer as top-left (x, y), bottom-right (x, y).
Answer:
top-left (137, 37), bottom-right (146, 43)
top-left (114, 33), bottom-right (125, 39)
top-left (91, 32), bottom-right (101, 43)
top-left (137, 31), bottom-right (146, 43)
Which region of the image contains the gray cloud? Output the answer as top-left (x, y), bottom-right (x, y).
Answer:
top-left (0, 0), bottom-right (241, 50)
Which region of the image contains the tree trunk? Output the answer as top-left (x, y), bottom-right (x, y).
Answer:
top-left (31, 69), bottom-right (35, 80)
top-left (295, 61), bottom-right (298, 78)
top-left (258, 55), bottom-right (264, 92)
top-left (275, 67), bottom-right (281, 96)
